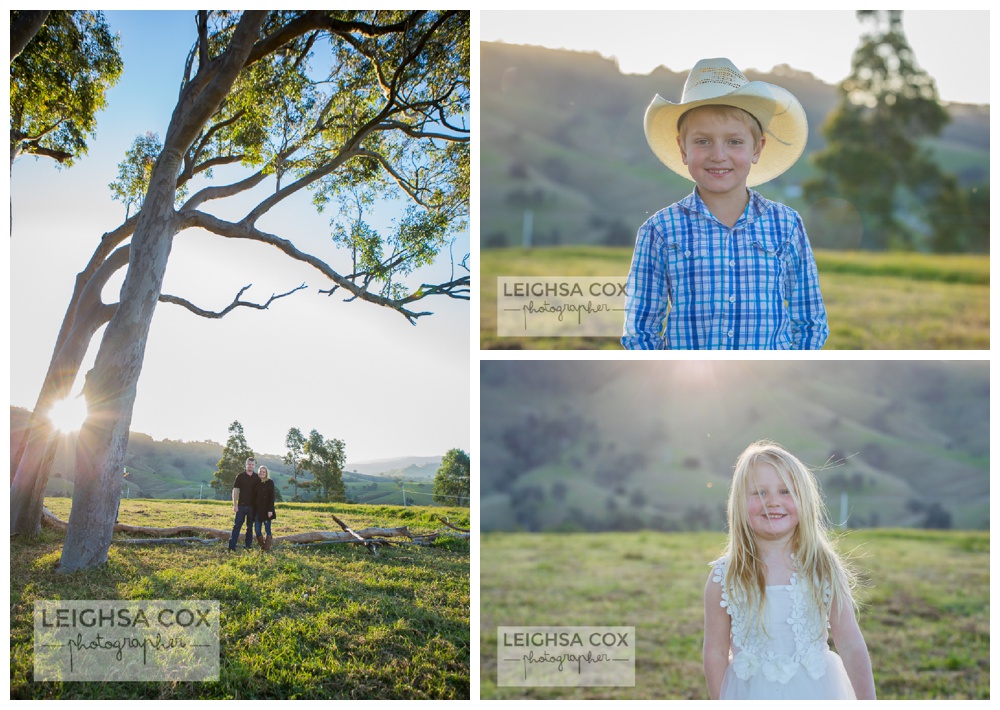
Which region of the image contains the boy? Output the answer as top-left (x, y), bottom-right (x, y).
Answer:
top-left (622, 58), bottom-right (828, 350)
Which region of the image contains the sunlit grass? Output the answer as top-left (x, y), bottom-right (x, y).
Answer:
top-left (11, 499), bottom-right (469, 699)
top-left (480, 247), bottom-right (989, 350)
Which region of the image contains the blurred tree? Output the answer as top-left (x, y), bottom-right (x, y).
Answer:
top-left (805, 10), bottom-right (965, 251)
top-left (9, 10), bottom-right (122, 168)
top-left (921, 502), bottom-right (952, 529)
top-left (434, 448), bottom-right (470, 506)
top-left (283, 427), bottom-right (308, 501)
top-left (209, 421), bottom-right (255, 499)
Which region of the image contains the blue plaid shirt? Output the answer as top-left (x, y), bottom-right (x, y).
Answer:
top-left (622, 189), bottom-right (828, 350)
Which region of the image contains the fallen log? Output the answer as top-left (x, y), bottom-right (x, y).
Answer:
top-left (115, 537), bottom-right (222, 546)
top-left (271, 527), bottom-right (412, 544)
top-left (42, 507), bottom-right (229, 539)
top-left (332, 514), bottom-right (391, 555)
top-left (40, 507), bottom-right (415, 546)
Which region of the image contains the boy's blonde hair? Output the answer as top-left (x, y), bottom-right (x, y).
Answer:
top-left (677, 104), bottom-right (764, 151)
top-left (721, 440), bottom-right (857, 636)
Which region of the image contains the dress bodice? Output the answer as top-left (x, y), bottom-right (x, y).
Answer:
top-left (712, 558), bottom-right (832, 684)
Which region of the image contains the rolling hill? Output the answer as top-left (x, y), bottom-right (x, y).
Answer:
top-left (480, 361), bottom-right (988, 532)
top-left (9, 407), bottom-right (445, 504)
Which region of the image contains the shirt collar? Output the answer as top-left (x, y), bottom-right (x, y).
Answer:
top-left (680, 188), bottom-right (766, 226)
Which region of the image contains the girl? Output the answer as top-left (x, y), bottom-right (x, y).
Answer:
top-left (703, 441), bottom-right (875, 699)
top-left (254, 465), bottom-right (277, 552)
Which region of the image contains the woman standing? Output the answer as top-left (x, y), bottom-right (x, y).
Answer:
top-left (254, 465), bottom-right (277, 551)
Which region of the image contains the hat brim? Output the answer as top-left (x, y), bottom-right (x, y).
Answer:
top-left (644, 81), bottom-right (807, 187)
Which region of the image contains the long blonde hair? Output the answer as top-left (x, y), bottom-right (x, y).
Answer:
top-left (721, 440), bottom-right (857, 635)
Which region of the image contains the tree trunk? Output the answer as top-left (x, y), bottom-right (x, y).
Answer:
top-left (10, 10), bottom-right (51, 61)
top-left (58, 185), bottom-right (180, 572)
top-left (57, 13), bottom-right (267, 572)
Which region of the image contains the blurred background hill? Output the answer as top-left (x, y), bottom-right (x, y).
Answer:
top-left (10, 407), bottom-right (445, 506)
top-left (480, 361), bottom-right (988, 532)
top-left (480, 41), bottom-right (989, 250)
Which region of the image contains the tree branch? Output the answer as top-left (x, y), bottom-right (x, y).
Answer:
top-left (19, 141), bottom-right (74, 164)
top-left (158, 282), bottom-right (308, 318)
top-left (183, 209), bottom-right (445, 324)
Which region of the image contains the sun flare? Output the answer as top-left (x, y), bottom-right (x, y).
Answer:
top-left (48, 397), bottom-right (89, 433)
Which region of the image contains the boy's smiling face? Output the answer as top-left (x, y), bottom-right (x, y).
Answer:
top-left (677, 106), bottom-right (764, 201)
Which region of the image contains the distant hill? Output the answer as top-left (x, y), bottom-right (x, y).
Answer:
top-left (480, 361), bottom-right (988, 532)
top-left (10, 407), bottom-right (446, 504)
top-left (481, 41), bottom-right (989, 249)
top-left (346, 455), bottom-right (442, 479)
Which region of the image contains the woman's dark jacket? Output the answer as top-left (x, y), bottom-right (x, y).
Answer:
top-left (255, 479), bottom-right (276, 521)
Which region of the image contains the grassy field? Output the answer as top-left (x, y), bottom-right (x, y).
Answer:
top-left (11, 498), bottom-right (470, 699)
top-left (480, 529), bottom-right (989, 699)
top-left (480, 247), bottom-right (989, 349)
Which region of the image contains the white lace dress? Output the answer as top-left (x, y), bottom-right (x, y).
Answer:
top-left (712, 559), bottom-right (856, 699)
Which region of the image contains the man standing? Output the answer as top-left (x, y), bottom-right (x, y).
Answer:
top-left (229, 457), bottom-right (259, 551)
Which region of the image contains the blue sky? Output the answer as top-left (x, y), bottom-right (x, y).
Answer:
top-left (9, 11), bottom-right (470, 462)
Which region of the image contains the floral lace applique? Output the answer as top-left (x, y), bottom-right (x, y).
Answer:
top-left (712, 558), bottom-right (830, 684)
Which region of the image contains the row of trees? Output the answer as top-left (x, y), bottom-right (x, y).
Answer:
top-left (211, 422), bottom-right (471, 508)
top-left (10, 10), bottom-right (470, 572)
top-left (209, 422), bottom-right (346, 503)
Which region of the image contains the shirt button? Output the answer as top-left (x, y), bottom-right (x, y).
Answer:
top-left (729, 260), bottom-right (736, 268)
top-left (729, 295), bottom-right (736, 303)
top-left (684, 250), bottom-right (692, 257)
top-left (728, 330), bottom-right (734, 338)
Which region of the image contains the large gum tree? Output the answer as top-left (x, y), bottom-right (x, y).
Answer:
top-left (9, 10), bottom-right (470, 572)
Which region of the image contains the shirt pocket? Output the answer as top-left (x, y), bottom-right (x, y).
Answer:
top-left (742, 232), bottom-right (791, 297)
top-left (662, 232), bottom-right (711, 298)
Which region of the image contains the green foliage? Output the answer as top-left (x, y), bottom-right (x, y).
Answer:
top-left (304, 430), bottom-right (346, 503)
top-left (10, 10), bottom-right (123, 165)
top-left (805, 11), bottom-right (964, 251)
top-left (210, 421), bottom-right (255, 500)
top-left (153, 10), bottom-right (470, 302)
top-left (108, 133), bottom-right (189, 218)
top-left (480, 530), bottom-right (988, 699)
top-left (433, 448), bottom-right (470, 506)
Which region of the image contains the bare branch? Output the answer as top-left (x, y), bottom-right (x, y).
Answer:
top-left (372, 120), bottom-right (469, 143)
top-left (158, 282), bottom-right (308, 318)
top-left (180, 167), bottom-right (270, 211)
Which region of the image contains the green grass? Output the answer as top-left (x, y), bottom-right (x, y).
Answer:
top-left (11, 498), bottom-right (469, 699)
top-left (480, 529), bottom-right (988, 699)
top-left (480, 247), bottom-right (989, 350)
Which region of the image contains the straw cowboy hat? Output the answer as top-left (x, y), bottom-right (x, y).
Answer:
top-left (644, 57), bottom-right (807, 187)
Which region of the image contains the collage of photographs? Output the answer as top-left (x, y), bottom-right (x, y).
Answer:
top-left (7, 8), bottom-right (990, 702)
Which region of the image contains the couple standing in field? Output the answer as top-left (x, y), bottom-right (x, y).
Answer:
top-left (228, 456), bottom-right (277, 552)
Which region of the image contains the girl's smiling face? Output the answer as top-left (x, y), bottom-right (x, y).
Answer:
top-left (746, 462), bottom-right (799, 542)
